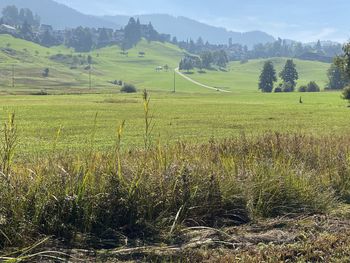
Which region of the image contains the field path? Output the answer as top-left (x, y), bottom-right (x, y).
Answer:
top-left (175, 68), bottom-right (231, 93)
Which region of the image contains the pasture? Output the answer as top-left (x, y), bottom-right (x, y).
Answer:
top-left (0, 34), bottom-right (346, 155)
top-left (2, 34), bottom-right (350, 263)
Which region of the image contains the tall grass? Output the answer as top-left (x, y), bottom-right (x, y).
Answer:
top-left (1, 100), bottom-right (350, 252)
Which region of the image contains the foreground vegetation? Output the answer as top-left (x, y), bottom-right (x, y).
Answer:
top-left (1, 33), bottom-right (350, 262)
top-left (3, 105), bottom-right (350, 261)
top-left (0, 90), bottom-right (348, 154)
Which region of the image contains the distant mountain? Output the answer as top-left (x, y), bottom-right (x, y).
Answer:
top-left (0, 0), bottom-right (275, 47)
top-left (0, 0), bottom-right (118, 29)
top-left (103, 14), bottom-right (275, 47)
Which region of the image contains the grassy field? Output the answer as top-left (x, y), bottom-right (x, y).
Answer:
top-left (0, 34), bottom-right (330, 94)
top-left (1, 34), bottom-right (346, 155)
top-left (0, 91), bottom-right (348, 155)
top-left (2, 34), bottom-right (350, 262)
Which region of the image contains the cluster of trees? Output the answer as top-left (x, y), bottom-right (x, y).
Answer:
top-left (179, 50), bottom-right (229, 72)
top-left (173, 37), bottom-right (342, 64)
top-left (0, 5), bottom-right (170, 52)
top-left (64, 18), bottom-right (171, 52)
top-left (0, 5), bottom-right (40, 28)
top-left (249, 39), bottom-right (341, 62)
top-left (327, 43), bottom-right (350, 90)
top-left (259, 59), bottom-right (320, 93)
top-left (123, 18), bottom-right (170, 49)
top-left (65, 27), bottom-right (94, 52)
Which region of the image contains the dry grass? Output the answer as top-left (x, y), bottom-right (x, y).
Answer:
top-left (2, 97), bottom-right (350, 261)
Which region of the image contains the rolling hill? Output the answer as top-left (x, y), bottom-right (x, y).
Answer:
top-left (102, 14), bottom-right (275, 47)
top-left (0, 0), bottom-right (274, 46)
top-left (0, 0), bottom-right (118, 29)
top-left (0, 34), bottom-right (330, 95)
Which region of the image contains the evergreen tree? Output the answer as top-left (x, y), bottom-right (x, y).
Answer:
top-left (279, 59), bottom-right (299, 90)
top-left (315, 40), bottom-right (323, 54)
top-left (259, 61), bottom-right (277, 93)
top-left (20, 21), bottom-right (33, 41)
top-left (66, 27), bottom-right (93, 52)
top-left (124, 17), bottom-right (141, 48)
top-left (327, 63), bottom-right (346, 90)
top-left (87, 55), bottom-right (92, 65)
top-left (216, 50), bottom-right (228, 68)
top-left (40, 30), bottom-right (56, 47)
top-left (179, 57), bottom-right (194, 72)
top-left (2, 5), bottom-right (19, 25)
top-left (172, 36), bottom-right (178, 44)
top-left (334, 43), bottom-right (350, 86)
top-left (200, 51), bottom-right (213, 69)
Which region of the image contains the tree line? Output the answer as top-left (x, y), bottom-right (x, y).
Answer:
top-left (174, 37), bottom-right (342, 64)
top-left (0, 5), bottom-right (170, 52)
top-left (1, 5), bottom-right (344, 66)
top-left (258, 42), bottom-right (350, 94)
top-left (179, 50), bottom-right (229, 72)
top-left (259, 59), bottom-right (321, 93)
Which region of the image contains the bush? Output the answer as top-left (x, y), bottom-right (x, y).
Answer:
top-left (298, 85), bottom-right (307, 92)
top-left (342, 86), bottom-right (350, 103)
top-left (121, 83), bottom-right (137, 93)
top-left (42, 68), bottom-right (49, 78)
top-left (282, 82), bottom-right (294, 92)
top-left (274, 87), bottom-right (282, 93)
top-left (31, 90), bottom-right (49, 96)
top-left (306, 81), bottom-right (320, 92)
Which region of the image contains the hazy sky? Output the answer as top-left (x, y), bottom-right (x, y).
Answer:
top-left (54, 0), bottom-right (350, 42)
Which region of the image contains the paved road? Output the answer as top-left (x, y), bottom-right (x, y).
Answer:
top-left (175, 68), bottom-right (231, 93)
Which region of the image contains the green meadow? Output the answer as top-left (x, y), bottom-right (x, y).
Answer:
top-left (0, 34), bottom-right (347, 154)
top-left (3, 33), bottom-right (350, 263)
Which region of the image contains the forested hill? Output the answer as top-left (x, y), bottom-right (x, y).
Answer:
top-left (0, 0), bottom-right (274, 47)
top-left (0, 0), bottom-right (118, 29)
top-left (102, 14), bottom-right (275, 47)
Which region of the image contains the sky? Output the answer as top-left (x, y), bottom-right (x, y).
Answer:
top-left (54, 0), bottom-right (350, 43)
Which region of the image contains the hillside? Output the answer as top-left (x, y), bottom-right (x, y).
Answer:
top-left (0, 35), bottom-right (330, 95)
top-left (0, 34), bottom-right (203, 94)
top-left (0, 0), bottom-right (274, 46)
top-left (0, 0), bottom-right (118, 29)
top-left (103, 14), bottom-right (275, 47)
top-left (187, 58), bottom-right (330, 93)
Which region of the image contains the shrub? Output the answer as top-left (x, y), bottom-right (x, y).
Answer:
top-left (121, 83), bottom-right (137, 93)
top-left (298, 85), bottom-right (307, 92)
top-left (274, 87), bottom-right (282, 93)
top-left (42, 68), bottom-right (49, 77)
top-left (342, 86), bottom-right (350, 104)
top-left (31, 90), bottom-right (49, 96)
top-left (282, 82), bottom-right (294, 92)
top-left (306, 81), bottom-right (321, 92)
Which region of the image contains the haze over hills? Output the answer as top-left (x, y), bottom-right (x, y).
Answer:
top-left (0, 0), bottom-right (275, 47)
top-left (54, 0), bottom-right (350, 43)
top-left (0, 0), bottom-right (118, 29)
top-left (103, 14), bottom-right (275, 47)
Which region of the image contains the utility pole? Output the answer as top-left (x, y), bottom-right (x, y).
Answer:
top-left (173, 70), bottom-right (176, 93)
top-left (12, 64), bottom-right (15, 88)
top-left (89, 65), bottom-right (92, 89)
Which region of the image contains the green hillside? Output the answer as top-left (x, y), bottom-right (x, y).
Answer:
top-left (0, 35), bottom-right (330, 95)
top-left (188, 58), bottom-right (330, 93)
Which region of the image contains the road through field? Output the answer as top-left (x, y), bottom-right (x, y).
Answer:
top-left (175, 68), bottom-right (231, 93)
